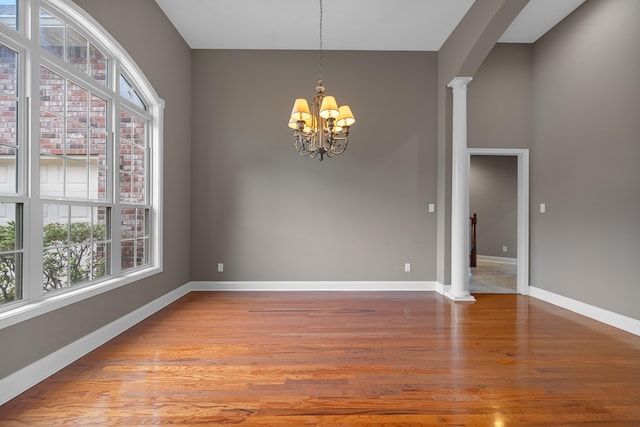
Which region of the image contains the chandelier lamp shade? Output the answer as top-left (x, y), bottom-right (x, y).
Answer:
top-left (288, 0), bottom-right (355, 161)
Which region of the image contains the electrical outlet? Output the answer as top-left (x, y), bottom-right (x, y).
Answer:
top-left (540, 203), bottom-right (546, 213)
top-left (428, 203), bottom-right (435, 213)
top-left (502, 246), bottom-right (508, 253)
top-left (217, 263), bottom-right (224, 273)
top-left (404, 263), bottom-right (411, 272)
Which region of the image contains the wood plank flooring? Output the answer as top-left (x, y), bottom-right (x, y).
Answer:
top-left (1, 292), bottom-right (639, 426)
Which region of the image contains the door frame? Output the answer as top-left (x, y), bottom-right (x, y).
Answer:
top-left (467, 148), bottom-right (529, 295)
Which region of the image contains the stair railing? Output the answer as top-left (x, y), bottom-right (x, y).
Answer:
top-left (470, 213), bottom-right (477, 267)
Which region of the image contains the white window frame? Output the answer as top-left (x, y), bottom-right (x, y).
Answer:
top-left (0, 0), bottom-right (164, 329)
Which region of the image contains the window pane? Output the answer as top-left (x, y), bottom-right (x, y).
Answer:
top-left (68, 206), bottom-right (92, 285)
top-left (0, 95), bottom-right (17, 147)
top-left (119, 111), bottom-right (147, 204)
top-left (40, 67), bottom-right (65, 115)
top-left (95, 207), bottom-right (110, 280)
top-left (120, 74), bottom-right (146, 110)
top-left (121, 239), bottom-right (134, 271)
top-left (0, 145), bottom-right (16, 193)
top-left (119, 74), bottom-right (132, 100)
top-left (69, 204), bottom-right (91, 232)
top-left (120, 208), bottom-right (134, 240)
top-left (119, 136), bottom-right (132, 202)
top-left (66, 119), bottom-right (88, 157)
top-left (90, 94), bottom-right (107, 131)
top-left (0, 1), bottom-right (18, 31)
top-left (133, 172), bottom-right (145, 203)
top-left (135, 238), bottom-right (147, 266)
top-left (40, 156), bottom-right (64, 197)
top-left (119, 109), bottom-right (132, 142)
top-left (133, 116), bottom-right (145, 146)
top-left (43, 204), bottom-right (110, 290)
top-left (0, 202), bottom-right (21, 305)
top-left (65, 157), bottom-right (89, 199)
top-left (94, 242), bottom-right (108, 279)
top-left (43, 204), bottom-right (68, 244)
top-left (67, 82), bottom-right (88, 124)
top-left (0, 43), bottom-right (18, 97)
top-left (66, 26), bottom-right (87, 72)
top-left (132, 144), bottom-right (145, 176)
top-left (0, 254), bottom-right (18, 304)
top-left (119, 140), bottom-right (131, 173)
top-left (43, 247), bottom-right (68, 291)
top-left (40, 8), bottom-right (64, 59)
top-left (90, 130), bottom-right (107, 200)
top-left (0, 45), bottom-right (17, 194)
top-left (118, 171), bottom-right (130, 203)
top-left (43, 203), bottom-right (70, 292)
top-left (0, 201), bottom-right (16, 249)
top-left (69, 243), bottom-right (90, 284)
top-left (132, 90), bottom-right (146, 110)
top-left (89, 44), bottom-right (107, 86)
top-left (40, 111), bottom-right (64, 155)
top-left (121, 207), bottom-right (146, 270)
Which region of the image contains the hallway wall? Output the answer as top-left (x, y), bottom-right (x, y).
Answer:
top-left (531, 0), bottom-right (640, 319)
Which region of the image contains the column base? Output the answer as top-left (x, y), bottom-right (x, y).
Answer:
top-left (444, 290), bottom-right (476, 302)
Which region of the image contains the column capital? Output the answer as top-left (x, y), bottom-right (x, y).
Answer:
top-left (447, 77), bottom-right (473, 90)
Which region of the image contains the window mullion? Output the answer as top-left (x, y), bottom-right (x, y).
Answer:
top-left (26, 50), bottom-right (44, 301)
top-left (111, 99), bottom-right (121, 276)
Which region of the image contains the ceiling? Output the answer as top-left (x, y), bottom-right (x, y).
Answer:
top-left (154, 0), bottom-right (586, 51)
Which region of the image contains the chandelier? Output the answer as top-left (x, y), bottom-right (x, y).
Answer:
top-left (288, 0), bottom-right (355, 161)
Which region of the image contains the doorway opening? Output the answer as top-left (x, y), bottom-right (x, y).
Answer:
top-left (467, 148), bottom-right (529, 295)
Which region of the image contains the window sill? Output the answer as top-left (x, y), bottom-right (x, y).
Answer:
top-left (0, 266), bottom-right (162, 330)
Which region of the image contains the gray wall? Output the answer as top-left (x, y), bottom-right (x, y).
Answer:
top-left (469, 156), bottom-right (517, 258)
top-left (531, 0), bottom-right (640, 319)
top-left (468, 43), bottom-right (532, 150)
top-left (0, 0), bottom-right (192, 379)
top-left (191, 50), bottom-right (438, 281)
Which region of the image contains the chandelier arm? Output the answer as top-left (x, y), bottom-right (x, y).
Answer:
top-left (331, 139), bottom-right (348, 156)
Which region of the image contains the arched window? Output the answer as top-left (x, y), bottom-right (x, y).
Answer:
top-left (0, 0), bottom-right (163, 323)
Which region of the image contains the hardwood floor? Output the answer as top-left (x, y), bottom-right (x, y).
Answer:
top-left (1, 292), bottom-right (639, 426)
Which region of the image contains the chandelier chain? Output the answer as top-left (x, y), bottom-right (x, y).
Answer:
top-left (318, 0), bottom-right (323, 85)
top-left (288, 0), bottom-right (355, 161)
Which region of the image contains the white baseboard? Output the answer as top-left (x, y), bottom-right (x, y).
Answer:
top-left (0, 283), bottom-right (191, 406)
top-left (529, 286), bottom-right (640, 336)
top-left (435, 282), bottom-right (448, 295)
top-left (190, 281), bottom-right (438, 292)
top-left (477, 255), bottom-right (517, 264)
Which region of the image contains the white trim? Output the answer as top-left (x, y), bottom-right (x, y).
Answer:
top-left (529, 286), bottom-right (640, 336)
top-left (468, 148), bottom-right (529, 296)
top-left (435, 282), bottom-right (448, 295)
top-left (0, 283), bottom-right (191, 406)
top-left (190, 281), bottom-right (438, 292)
top-left (477, 255), bottom-right (517, 264)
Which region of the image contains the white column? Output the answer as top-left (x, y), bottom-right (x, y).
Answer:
top-left (446, 77), bottom-right (475, 302)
